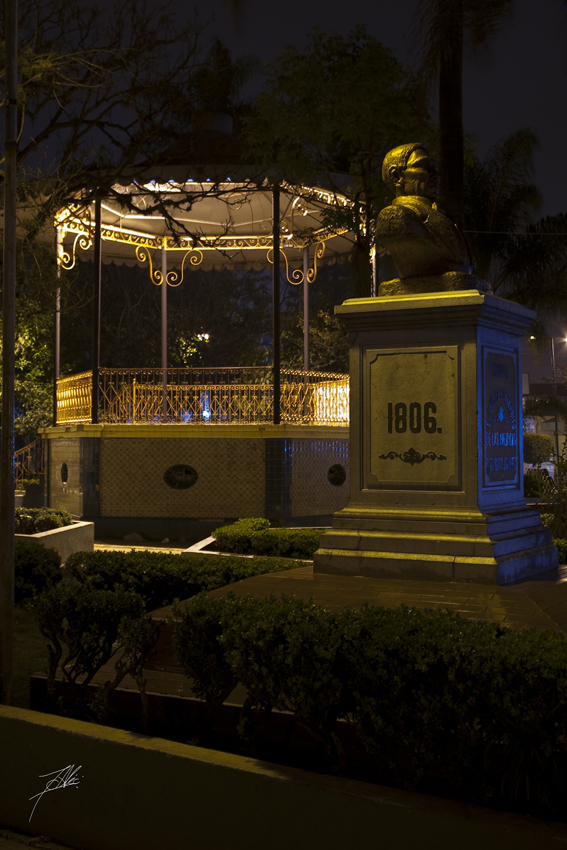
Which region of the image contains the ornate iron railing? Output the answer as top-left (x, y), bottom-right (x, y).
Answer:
top-left (56, 367), bottom-right (349, 426)
top-left (14, 437), bottom-right (45, 485)
top-left (56, 370), bottom-right (93, 424)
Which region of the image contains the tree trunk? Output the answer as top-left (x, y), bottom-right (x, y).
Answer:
top-left (438, 0), bottom-right (464, 229)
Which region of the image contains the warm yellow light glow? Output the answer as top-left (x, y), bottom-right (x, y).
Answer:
top-left (56, 369), bottom-right (349, 426)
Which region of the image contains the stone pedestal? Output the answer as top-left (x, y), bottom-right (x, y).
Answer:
top-left (314, 291), bottom-right (557, 585)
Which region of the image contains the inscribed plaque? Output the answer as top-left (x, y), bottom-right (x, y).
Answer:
top-left (483, 348), bottom-right (519, 488)
top-left (365, 347), bottom-right (460, 490)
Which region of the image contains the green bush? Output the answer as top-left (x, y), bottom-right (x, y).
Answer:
top-left (15, 507), bottom-right (73, 534)
top-left (524, 468), bottom-right (555, 499)
top-left (170, 595), bottom-right (567, 817)
top-left (212, 517), bottom-right (322, 559)
top-left (64, 549), bottom-right (303, 612)
top-left (171, 593), bottom-right (241, 737)
top-left (341, 604), bottom-right (567, 813)
top-left (14, 539), bottom-right (62, 605)
top-left (19, 478), bottom-right (40, 489)
top-left (524, 433), bottom-right (554, 466)
top-left (219, 594), bottom-right (354, 768)
top-left (26, 581), bottom-right (156, 722)
top-left (554, 538), bottom-right (567, 563)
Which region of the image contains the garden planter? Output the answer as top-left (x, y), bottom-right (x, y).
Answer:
top-left (1, 704), bottom-right (567, 850)
top-left (22, 482), bottom-right (45, 508)
top-left (15, 520), bottom-right (94, 562)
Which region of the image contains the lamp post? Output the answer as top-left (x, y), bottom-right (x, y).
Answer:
top-left (530, 333), bottom-right (567, 480)
top-left (551, 336), bottom-right (565, 478)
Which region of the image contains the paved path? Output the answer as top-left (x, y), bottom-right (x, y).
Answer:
top-left (94, 540), bottom-right (186, 555)
top-left (202, 563), bottom-right (567, 633)
top-left (0, 830), bottom-right (77, 850)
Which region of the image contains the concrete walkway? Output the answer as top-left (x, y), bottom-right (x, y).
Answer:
top-left (202, 563), bottom-right (567, 633)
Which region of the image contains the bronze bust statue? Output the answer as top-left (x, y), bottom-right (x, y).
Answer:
top-left (376, 143), bottom-right (490, 296)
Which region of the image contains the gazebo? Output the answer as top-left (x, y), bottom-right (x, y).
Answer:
top-left (43, 169), bottom-right (354, 539)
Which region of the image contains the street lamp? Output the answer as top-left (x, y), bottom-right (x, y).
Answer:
top-left (529, 333), bottom-right (567, 477)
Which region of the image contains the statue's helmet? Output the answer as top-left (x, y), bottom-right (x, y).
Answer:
top-left (382, 143), bottom-right (426, 195)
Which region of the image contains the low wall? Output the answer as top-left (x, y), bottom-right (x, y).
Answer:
top-left (15, 521), bottom-right (94, 562)
top-left (43, 424), bottom-right (350, 529)
top-left (1, 706), bottom-right (567, 850)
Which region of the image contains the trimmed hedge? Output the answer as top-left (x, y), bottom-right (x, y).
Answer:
top-left (64, 549), bottom-right (303, 611)
top-left (212, 517), bottom-right (322, 559)
top-left (172, 593), bottom-right (567, 818)
top-left (26, 581), bottom-right (158, 726)
top-left (524, 433), bottom-right (554, 466)
top-left (15, 507), bottom-right (73, 534)
top-left (14, 539), bottom-right (63, 604)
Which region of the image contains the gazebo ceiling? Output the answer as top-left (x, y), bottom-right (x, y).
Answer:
top-left (55, 174), bottom-right (356, 283)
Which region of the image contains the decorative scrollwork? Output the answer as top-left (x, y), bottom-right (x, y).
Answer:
top-left (135, 244), bottom-right (160, 284)
top-left (58, 230), bottom-right (93, 270)
top-left (266, 248), bottom-right (303, 285)
top-left (306, 242), bottom-right (325, 284)
top-left (136, 244), bottom-right (203, 286)
top-left (165, 249), bottom-right (204, 287)
top-left (378, 447), bottom-right (447, 466)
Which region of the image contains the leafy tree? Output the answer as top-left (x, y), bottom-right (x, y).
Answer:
top-left (280, 265), bottom-right (351, 373)
top-left (244, 26), bottom-right (433, 297)
top-left (0, 240), bottom-right (58, 442)
top-left (0, 3), bottom-right (264, 438)
top-left (1, 0), bottom-right (209, 229)
top-left (463, 129), bottom-right (567, 314)
top-left (59, 262), bottom-right (272, 373)
top-left (412, 0), bottom-right (513, 227)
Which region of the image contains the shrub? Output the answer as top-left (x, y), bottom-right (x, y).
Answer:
top-left (212, 517), bottom-right (322, 559)
top-left (15, 507), bottom-right (74, 534)
top-left (524, 468), bottom-right (555, 500)
top-left (554, 538), bottom-right (567, 563)
top-left (14, 539), bottom-right (62, 605)
top-left (212, 517), bottom-right (270, 553)
top-left (170, 595), bottom-right (567, 817)
top-left (524, 433), bottom-right (553, 466)
top-left (219, 594), bottom-right (354, 769)
top-left (19, 478), bottom-right (40, 489)
top-left (26, 581), bottom-right (156, 723)
top-left (171, 593), bottom-right (241, 737)
top-left (64, 550), bottom-right (302, 611)
top-left (340, 605), bottom-right (567, 813)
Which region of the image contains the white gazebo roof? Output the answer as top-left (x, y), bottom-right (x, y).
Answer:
top-left (55, 176), bottom-right (356, 284)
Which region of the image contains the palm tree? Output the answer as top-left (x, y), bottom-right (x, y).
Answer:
top-left (412, 0), bottom-right (513, 228)
top-left (464, 129), bottom-right (567, 317)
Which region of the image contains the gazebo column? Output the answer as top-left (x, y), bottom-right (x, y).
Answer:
top-left (272, 187), bottom-right (281, 425)
top-left (91, 198), bottom-right (102, 424)
top-left (161, 248), bottom-right (167, 420)
top-left (303, 245), bottom-right (309, 372)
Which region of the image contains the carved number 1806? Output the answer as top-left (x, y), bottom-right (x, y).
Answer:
top-left (387, 402), bottom-right (437, 434)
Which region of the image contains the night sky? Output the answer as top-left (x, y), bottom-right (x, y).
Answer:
top-left (192, 0), bottom-right (567, 378)
top-left (195, 0), bottom-right (567, 218)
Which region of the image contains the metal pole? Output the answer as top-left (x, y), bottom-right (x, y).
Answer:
top-left (303, 246), bottom-right (309, 372)
top-left (1, 0), bottom-right (18, 705)
top-left (161, 249), bottom-right (167, 420)
top-left (552, 337), bottom-right (560, 480)
top-left (272, 188), bottom-right (281, 425)
top-left (54, 228), bottom-right (61, 426)
top-left (92, 199), bottom-right (102, 425)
